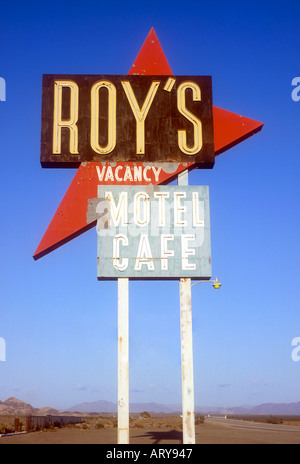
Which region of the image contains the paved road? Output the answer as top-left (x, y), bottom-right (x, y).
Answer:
top-left (1, 418), bottom-right (300, 444)
top-left (206, 417), bottom-right (300, 434)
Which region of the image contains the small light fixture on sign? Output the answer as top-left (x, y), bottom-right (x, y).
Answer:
top-left (191, 276), bottom-right (222, 289)
top-left (212, 276), bottom-right (222, 290)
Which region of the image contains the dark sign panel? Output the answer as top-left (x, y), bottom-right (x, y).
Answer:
top-left (41, 75), bottom-right (214, 168)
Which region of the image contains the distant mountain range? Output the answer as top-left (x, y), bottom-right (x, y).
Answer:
top-left (0, 397), bottom-right (61, 416)
top-left (1, 397), bottom-right (300, 416)
top-left (67, 399), bottom-right (300, 416)
top-left (68, 400), bottom-right (177, 414)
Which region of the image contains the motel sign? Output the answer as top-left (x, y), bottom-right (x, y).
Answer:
top-left (40, 75), bottom-right (214, 167)
top-left (95, 185), bottom-right (211, 280)
top-left (36, 28), bottom-right (263, 445)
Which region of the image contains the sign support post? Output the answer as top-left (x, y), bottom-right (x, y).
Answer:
top-left (178, 170), bottom-right (196, 444)
top-left (118, 278), bottom-right (129, 444)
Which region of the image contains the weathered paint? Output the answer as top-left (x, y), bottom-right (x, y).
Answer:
top-left (96, 185), bottom-right (211, 280)
top-left (128, 28), bottom-right (172, 76)
top-left (34, 27), bottom-right (263, 261)
top-left (180, 279), bottom-right (195, 444)
top-left (118, 278), bottom-right (129, 444)
top-left (41, 74), bottom-right (214, 167)
top-left (178, 172), bottom-right (196, 445)
top-left (33, 162), bottom-right (193, 260)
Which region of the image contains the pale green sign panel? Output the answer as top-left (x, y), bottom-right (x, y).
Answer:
top-left (97, 185), bottom-right (211, 280)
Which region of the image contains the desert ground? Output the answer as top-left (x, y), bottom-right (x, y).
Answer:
top-left (1, 414), bottom-right (300, 444)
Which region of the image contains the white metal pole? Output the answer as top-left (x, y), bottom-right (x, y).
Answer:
top-left (179, 277), bottom-right (195, 444)
top-left (118, 277), bottom-right (129, 444)
top-left (178, 170), bottom-right (196, 445)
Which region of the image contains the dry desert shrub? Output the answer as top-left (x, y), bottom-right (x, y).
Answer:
top-left (0, 423), bottom-right (14, 434)
top-left (265, 416), bottom-right (283, 425)
top-left (195, 414), bottom-right (205, 425)
top-left (132, 420), bottom-right (144, 428)
top-left (95, 422), bottom-right (105, 430)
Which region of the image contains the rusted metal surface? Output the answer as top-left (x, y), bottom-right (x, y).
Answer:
top-left (41, 74), bottom-right (214, 167)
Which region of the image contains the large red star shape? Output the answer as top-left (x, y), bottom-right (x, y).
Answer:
top-left (34, 28), bottom-right (263, 260)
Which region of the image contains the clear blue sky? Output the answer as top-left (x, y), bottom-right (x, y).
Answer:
top-left (0, 0), bottom-right (300, 410)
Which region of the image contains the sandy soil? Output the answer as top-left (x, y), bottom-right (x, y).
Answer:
top-left (1, 416), bottom-right (300, 444)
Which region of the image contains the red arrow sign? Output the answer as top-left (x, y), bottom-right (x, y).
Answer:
top-left (33, 28), bottom-right (263, 260)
